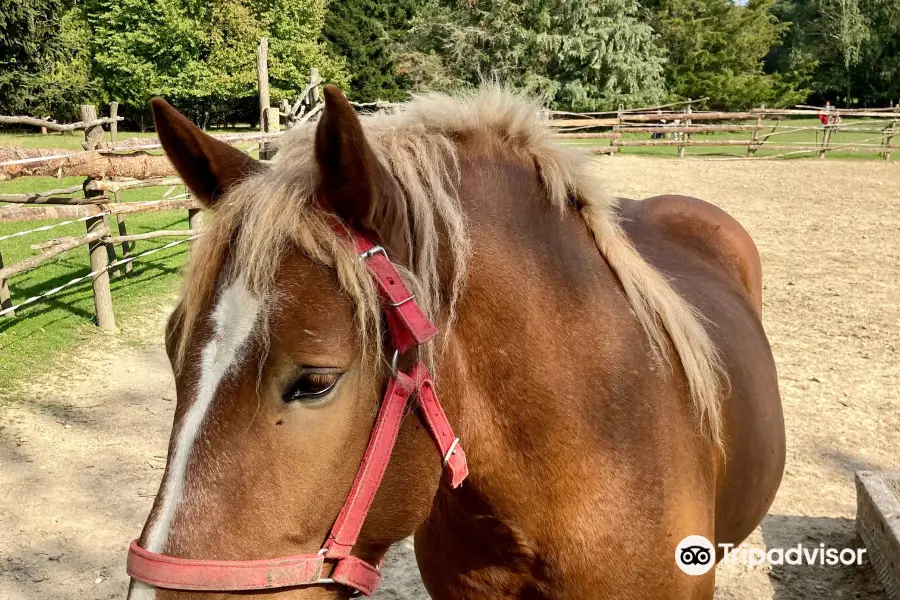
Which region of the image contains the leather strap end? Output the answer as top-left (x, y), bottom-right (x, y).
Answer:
top-left (331, 556), bottom-right (382, 597)
top-left (444, 446), bottom-right (469, 488)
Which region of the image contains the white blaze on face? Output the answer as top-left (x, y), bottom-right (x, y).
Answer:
top-left (129, 279), bottom-right (261, 599)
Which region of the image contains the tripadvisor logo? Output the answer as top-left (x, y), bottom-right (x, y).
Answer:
top-left (675, 536), bottom-right (867, 575)
top-left (675, 535), bottom-right (716, 575)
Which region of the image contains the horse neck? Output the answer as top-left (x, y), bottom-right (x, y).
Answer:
top-left (430, 145), bottom-right (652, 499)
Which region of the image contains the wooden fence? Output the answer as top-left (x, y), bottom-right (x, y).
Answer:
top-left (0, 107), bottom-right (226, 328)
top-left (0, 47), bottom-right (322, 330)
top-left (544, 99), bottom-right (900, 160)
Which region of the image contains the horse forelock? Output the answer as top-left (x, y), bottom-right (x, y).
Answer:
top-left (171, 84), bottom-right (726, 448)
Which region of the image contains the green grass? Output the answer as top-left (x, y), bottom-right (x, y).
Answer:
top-left (0, 175), bottom-right (194, 392)
top-left (562, 117), bottom-right (896, 160)
top-left (0, 125), bottom-right (255, 150)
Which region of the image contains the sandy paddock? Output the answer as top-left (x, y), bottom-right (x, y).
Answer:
top-left (1, 155), bottom-right (898, 599)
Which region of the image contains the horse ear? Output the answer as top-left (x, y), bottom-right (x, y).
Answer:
top-left (150, 97), bottom-right (261, 208)
top-left (315, 85), bottom-right (408, 261)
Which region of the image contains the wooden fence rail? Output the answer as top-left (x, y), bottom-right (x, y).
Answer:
top-left (544, 104), bottom-right (900, 160)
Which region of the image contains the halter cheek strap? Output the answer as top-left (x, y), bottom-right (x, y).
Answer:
top-left (126, 227), bottom-right (467, 597)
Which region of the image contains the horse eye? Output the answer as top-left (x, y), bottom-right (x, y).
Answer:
top-left (283, 371), bottom-right (340, 403)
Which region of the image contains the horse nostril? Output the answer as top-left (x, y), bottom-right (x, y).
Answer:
top-left (276, 419), bottom-right (284, 425)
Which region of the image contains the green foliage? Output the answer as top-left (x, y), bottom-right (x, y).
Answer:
top-left (647, 0), bottom-right (808, 109)
top-left (81, 0), bottom-right (347, 125)
top-left (0, 0), bottom-right (97, 119)
top-left (771, 0), bottom-right (900, 105)
top-left (400, 0), bottom-right (667, 111)
top-left (323, 0), bottom-right (415, 101)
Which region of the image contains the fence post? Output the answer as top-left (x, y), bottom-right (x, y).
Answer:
top-left (116, 211), bottom-right (134, 276)
top-left (0, 252), bottom-right (13, 317)
top-left (748, 110), bottom-right (763, 157)
top-left (678, 99), bottom-right (691, 158)
top-left (307, 68), bottom-right (320, 107)
top-left (188, 206), bottom-right (203, 232)
top-left (257, 37), bottom-right (270, 130)
top-left (82, 178), bottom-right (116, 330)
top-left (114, 189), bottom-right (133, 275)
top-left (109, 101), bottom-right (119, 142)
top-left (883, 120), bottom-right (896, 161)
top-left (611, 107), bottom-right (622, 155)
top-left (257, 37), bottom-right (278, 160)
top-left (79, 104), bottom-right (104, 150)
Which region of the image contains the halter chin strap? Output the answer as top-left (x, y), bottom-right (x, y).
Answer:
top-left (127, 226), bottom-right (467, 596)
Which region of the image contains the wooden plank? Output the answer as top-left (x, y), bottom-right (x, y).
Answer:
top-left (0, 148), bottom-right (175, 180)
top-left (856, 472), bottom-right (900, 600)
top-left (547, 118), bottom-right (619, 127)
top-left (617, 139), bottom-right (900, 150)
top-left (617, 124), bottom-right (758, 134)
top-left (0, 197), bottom-right (199, 223)
top-left (0, 227), bottom-right (109, 280)
top-left (0, 115), bottom-right (122, 132)
top-left (553, 132), bottom-right (621, 139)
top-left (85, 177), bottom-right (183, 192)
top-left (0, 194), bottom-right (107, 205)
top-left (0, 184), bottom-right (97, 204)
top-left (104, 229), bottom-right (196, 243)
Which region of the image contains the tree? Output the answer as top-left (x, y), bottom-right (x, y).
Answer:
top-left (82, 0), bottom-right (347, 126)
top-left (400, 0), bottom-right (668, 111)
top-left (646, 0), bottom-right (808, 110)
top-left (770, 0), bottom-right (900, 106)
top-left (0, 0), bottom-right (96, 119)
top-left (323, 0), bottom-right (415, 102)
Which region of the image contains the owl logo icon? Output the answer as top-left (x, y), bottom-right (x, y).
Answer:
top-left (675, 535), bottom-right (716, 575)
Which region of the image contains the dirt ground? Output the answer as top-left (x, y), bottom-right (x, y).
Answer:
top-left (1, 155), bottom-right (898, 600)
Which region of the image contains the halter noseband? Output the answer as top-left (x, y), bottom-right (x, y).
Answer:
top-left (127, 223), bottom-right (468, 596)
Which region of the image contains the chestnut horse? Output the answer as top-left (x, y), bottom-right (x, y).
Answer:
top-left (128, 86), bottom-right (784, 599)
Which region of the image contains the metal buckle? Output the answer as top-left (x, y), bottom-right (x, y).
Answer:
top-left (359, 245), bottom-right (386, 260)
top-left (388, 294), bottom-right (416, 307)
top-left (443, 438), bottom-right (460, 467)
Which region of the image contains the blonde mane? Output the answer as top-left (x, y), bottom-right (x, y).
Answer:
top-left (175, 85), bottom-right (725, 448)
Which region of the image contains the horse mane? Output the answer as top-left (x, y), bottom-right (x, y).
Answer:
top-left (175, 85), bottom-right (725, 449)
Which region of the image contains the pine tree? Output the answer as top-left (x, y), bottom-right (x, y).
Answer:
top-left (770, 0), bottom-right (900, 106)
top-left (400, 0), bottom-right (667, 110)
top-left (323, 0), bottom-right (415, 102)
top-left (646, 0), bottom-right (808, 109)
top-left (0, 0), bottom-right (96, 118)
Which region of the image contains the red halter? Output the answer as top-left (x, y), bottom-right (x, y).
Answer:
top-left (127, 226), bottom-right (468, 596)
